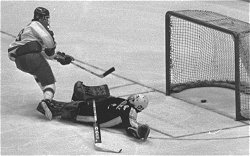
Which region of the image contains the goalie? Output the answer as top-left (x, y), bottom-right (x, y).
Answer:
top-left (37, 81), bottom-right (151, 140)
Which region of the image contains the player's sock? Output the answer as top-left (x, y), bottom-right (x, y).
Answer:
top-left (43, 88), bottom-right (54, 100)
top-left (36, 86), bottom-right (55, 120)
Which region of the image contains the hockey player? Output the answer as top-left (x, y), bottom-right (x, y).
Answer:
top-left (37, 81), bottom-right (151, 140)
top-left (8, 7), bottom-right (73, 120)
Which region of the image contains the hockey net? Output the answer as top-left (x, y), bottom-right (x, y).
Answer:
top-left (166, 10), bottom-right (250, 120)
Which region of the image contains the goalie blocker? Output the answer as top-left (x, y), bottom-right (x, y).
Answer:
top-left (37, 81), bottom-right (150, 140)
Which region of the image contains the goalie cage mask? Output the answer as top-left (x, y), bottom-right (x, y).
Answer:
top-left (127, 94), bottom-right (149, 112)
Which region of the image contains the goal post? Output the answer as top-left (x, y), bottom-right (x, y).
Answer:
top-left (165, 10), bottom-right (250, 121)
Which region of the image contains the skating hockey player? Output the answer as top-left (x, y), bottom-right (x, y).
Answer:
top-left (37, 81), bottom-right (151, 140)
top-left (8, 7), bottom-right (73, 120)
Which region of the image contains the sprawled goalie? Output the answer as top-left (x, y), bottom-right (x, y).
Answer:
top-left (37, 81), bottom-right (150, 140)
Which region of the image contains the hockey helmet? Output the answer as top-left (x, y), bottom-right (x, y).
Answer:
top-left (33, 7), bottom-right (50, 21)
top-left (127, 94), bottom-right (149, 111)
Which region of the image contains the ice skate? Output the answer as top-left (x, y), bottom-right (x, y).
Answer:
top-left (37, 99), bottom-right (53, 120)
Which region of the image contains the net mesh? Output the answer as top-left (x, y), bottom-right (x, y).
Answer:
top-left (167, 11), bottom-right (250, 119)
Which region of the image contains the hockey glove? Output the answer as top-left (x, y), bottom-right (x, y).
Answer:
top-left (44, 47), bottom-right (56, 57)
top-left (127, 124), bottom-right (150, 140)
top-left (55, 51), bottom-right (74, 65)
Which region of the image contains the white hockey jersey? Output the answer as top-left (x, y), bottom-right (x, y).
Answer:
top-left (8, 21), bottom-right (56, 61)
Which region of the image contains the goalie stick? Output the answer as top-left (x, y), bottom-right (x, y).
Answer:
top-left (71, 62), bottom-right (115, 78)
top-left (92, 99), bottom-right (122, 153)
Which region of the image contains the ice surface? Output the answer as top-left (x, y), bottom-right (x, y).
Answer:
top-left (1, 1), bottom-right (249, 155)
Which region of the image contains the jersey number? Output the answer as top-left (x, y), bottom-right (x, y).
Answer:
top-left (15, 29), bottom-right (24, 41)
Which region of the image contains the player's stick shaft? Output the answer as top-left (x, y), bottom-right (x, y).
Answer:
top-left (55, 53), bottom-right (115, 78)
top-left (74, 58), bottom-right (115, 76)
top-left (71, 61), bottom-right (115, 78)
top-left (71, 62), bottom-right (106, 78)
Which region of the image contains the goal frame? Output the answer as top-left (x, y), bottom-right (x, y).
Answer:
top-left (165, 10), bottom-right (249, 121)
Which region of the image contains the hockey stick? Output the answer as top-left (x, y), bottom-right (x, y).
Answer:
top-left (55, 53), bottom-right (115, 78)
top-left (71, 62), bottom-right (115, 78)
top-left (73, 58), bottom-right (115, 78)
top-left (92, 99), bottom-right (122, 153)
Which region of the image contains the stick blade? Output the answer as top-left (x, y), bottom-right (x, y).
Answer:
top-left (102, 67), bottom-right (115, 77)
top-left (94, 143), bottom-right (122, 153)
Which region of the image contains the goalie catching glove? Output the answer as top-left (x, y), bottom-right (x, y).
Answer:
top-left (127, 124), bottom-right (150, 140)
top-left (55, 51), bottom-right (74, 65)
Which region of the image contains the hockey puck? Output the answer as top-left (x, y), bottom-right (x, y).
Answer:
top-left (201, 99), bottom-right (207, 103)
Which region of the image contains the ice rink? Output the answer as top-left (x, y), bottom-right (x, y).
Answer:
top-left (1, 0), bottom-right (250, 155)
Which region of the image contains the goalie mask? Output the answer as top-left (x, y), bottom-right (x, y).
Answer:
top-left (127, 94), bottom-right (149, 112)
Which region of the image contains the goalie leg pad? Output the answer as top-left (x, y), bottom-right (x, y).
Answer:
top-left (71, 81), bottom-right (110, 101)
top-left (61, 101), bottom-right (81, 120)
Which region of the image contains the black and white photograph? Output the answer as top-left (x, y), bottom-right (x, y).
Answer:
top-left (1, 0), bottom-right (249, 155)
